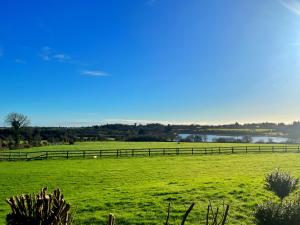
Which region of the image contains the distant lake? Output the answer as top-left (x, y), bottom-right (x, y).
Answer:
top-left (179, 134), bottom-right (289, 143)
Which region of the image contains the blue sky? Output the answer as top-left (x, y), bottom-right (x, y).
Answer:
top-left (1, 0), bottom-right (300, 126)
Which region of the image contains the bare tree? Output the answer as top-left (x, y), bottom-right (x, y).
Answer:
top-left (5, 113), bottom-right (30, 147)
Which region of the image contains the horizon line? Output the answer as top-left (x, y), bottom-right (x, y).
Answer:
top-left (1, 119), bottom-right (299, 128)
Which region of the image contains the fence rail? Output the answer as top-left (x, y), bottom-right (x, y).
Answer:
top-left (0, 145), bottom-right (300, 161)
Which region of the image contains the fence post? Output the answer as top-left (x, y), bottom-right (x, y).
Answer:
top-left (99, 150), bottom-right (102, 158)
top-left (66, 151), bottom-right (69, 159)
top-left (232, 147), bottom-right (234, 154)
top-left (148, 149), bottom-right (151, 156)
top-left (245, 146), bottom-right (248, 154)
top-left (298, 146), bottom-right (300, 153)
top-left (259, 146), bottom-right (261, 153)
top-left (205, 148), bottom-right (207, 154)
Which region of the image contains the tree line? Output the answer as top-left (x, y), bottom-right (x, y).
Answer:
top-left (1, 112), bottom-right (300, 150)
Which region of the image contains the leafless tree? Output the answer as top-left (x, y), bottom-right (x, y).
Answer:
top-left (5, 112), bottom-right (30, 147)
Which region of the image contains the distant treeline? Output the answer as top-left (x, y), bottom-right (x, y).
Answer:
top-left (1, 122), bottom-right (300, 149)
top-left (0, 124), bottom-right (175, 146)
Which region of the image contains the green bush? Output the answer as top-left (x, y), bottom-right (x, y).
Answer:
top-left (22, 143), bottom-right (31, 148)
top-left (41, 140), bottom-right (49, 146)
top-left (255, 198), bottom-right (300, 225)
top-left (265, 168), bottom-right (299, 201)
top-left (254, 169), bottom-right (300, 225)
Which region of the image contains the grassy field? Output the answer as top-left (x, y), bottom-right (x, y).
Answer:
top-left (1, 153), bottom-right (300, 224)
top-left (5, 141), bottom-right (297, 153)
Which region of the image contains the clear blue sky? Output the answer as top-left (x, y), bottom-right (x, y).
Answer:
top-left (1, 0), bottom-right (300, 126)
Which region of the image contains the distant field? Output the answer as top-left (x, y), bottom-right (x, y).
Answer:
top-left (6, 141), bottom-right (297, 153)
top-left (1, 153), bottom-right (300, 224)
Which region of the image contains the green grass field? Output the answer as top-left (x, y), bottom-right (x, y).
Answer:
top-left (1, 152), bottom-right (300, 224)
top-left (6, 141), bottom-right (296, 153)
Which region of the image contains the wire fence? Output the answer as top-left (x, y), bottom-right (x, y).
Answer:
top-left (0, 145), bottom-right (300, 161)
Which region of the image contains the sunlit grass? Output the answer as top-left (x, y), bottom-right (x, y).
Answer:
top-left (1, 153), bottom-right (300, 224)
top-left (7, 141), bottom-right (297, 153)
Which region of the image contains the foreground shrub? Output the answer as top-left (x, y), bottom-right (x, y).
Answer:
top-left (205, 202), bottom-right (229, 225)
top-left (254, 168), bottom-right (300, 225)
top-left (255, 198), bottom-right (300, 225)
top-left (265, 168), bottom-right (299, 201)
top-left (6, 187), bottom-right (72, 225)
top-left (108, 202), bottom-right (229, 225)
top-left (176, 202), bottom-right (229, 225)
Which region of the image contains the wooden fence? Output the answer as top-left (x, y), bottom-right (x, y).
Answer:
top-left (0, 145), bottom-right (300, 161)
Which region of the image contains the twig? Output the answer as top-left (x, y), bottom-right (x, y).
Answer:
top-left (108, 213), bottom-right (115, 225)
top-left (206, 204), bottom-right (210, 225)
top-left (220, 205), bottom-right (229, 225)
top-left (181, 203), bottom-right (195, 225)
top-left (165, 203), bottom-right (171, 225)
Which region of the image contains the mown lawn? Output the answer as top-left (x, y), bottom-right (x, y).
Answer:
top-left (6, 141), bottom-right (296, 153)
top-left (1, 153), bottom-right (300, 224)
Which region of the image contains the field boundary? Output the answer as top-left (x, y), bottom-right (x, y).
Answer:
top-left (0, 145), bottom-right (300, 161)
